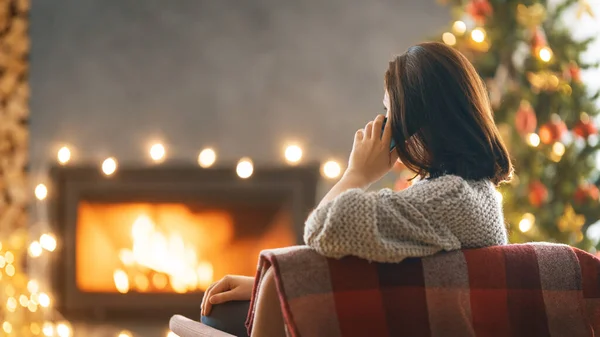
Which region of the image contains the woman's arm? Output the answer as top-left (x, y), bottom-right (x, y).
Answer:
top-left (304, 177), bottom-right (464, 263)
top-left (315, 171), bottom-right (370, 209)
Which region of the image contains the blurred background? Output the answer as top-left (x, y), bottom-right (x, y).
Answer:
top-left (0, 0), bottom-right (598, 336)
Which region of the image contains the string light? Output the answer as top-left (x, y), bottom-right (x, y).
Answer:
top-left (6, 297), bottom-right (17, 311)
top-left (538, 46), bottom-right (553, 62)
top-left (118, 330), bottom-right (133, 337)
top-left (3, 322), bottom-right (12, 334)
top-left (236, 158), bottom-right (254, 179)
top-left (526, 133), bottom-right (540, 147)
top-left (40, 233), bottom-right (57, 251)
top-left (452, 20), bottom-right (467, 35)
top-left (150, 143), bottom-right (166, 162)
top-left (56, 322), bottom-right (71, 337)
top-left (35, 184), bottom-right (48, 200)
top-left (30, 323), bottom-right (41, 335)
top-left (471, 28), bottom-right (486, 43)
top-left (19, 294), bottom-right (29, 307)
top-left (5, 264), bottom-right (14, 276)
top-left (27, 280), bottom-right (39, 293)
top-left (38, 292), bottom-right (51, 308)
top-left (519, 213), bottom-right (536, 232)
top-left (442, 32), bottom-right (457, 46)
top-left (28, 241), bottom-right (43, 258)
top-left (57, 146), bottom-right (71, 165)
top-left (322, 160), bottom-right (342, 179)
top-left (113, 269), bottom-right (130, 294)
top-left (42, 322), bottom-right (54, 337)
top-left (198, 148), bottom-right (217, 168)
top-left (5, 251), bottom-right (14, 264)
top-left (102, 157), bottom-right (118, 176)
top-left (284, 144), bottom-right (303, 164)
top-left (552, 142), bottom-right (565, 156)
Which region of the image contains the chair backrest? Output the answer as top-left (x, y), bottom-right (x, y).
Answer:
top-left (247, 243), bottom-right (600, 337)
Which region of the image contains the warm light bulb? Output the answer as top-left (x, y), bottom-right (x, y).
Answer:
top-left (19, 294), bottom-right (29, 307)
top-left (284, 145), bottom-right (303, 164)
top-left (38, 293), bottom-right (50, 308)
top-left (150, 143), bottom-right (166, 162)
top-left (57, 146), bottom-right (71, 165)
top-left (3, 321), bottom-right (12, 334)
top-left (35, 184), bottom-right (48, 200)
top-left (495, 190), bottom-right (503, 203)
top-left (538, 46), bottom-right (553, 62)
top-left (5, 251), bottom-right (14, 264)
top-left (198, 148), bottom-right (217, 168)
top-left (118, 330), bottom-right (133, 337)
top-left (442, 32), bottom-right (457, 46)
top-left (526, 133), bottom-right (540, 147)
top-left (519, 213), bottom-right (535, 233)
top-left (5, 264), bottom-right (14, 276)
top-left (552, 142), bottom-right (565, 156)
top-left (114, 269), bottom-right (130, 294)
top-left (56, 322), bottom-right (71, 337)
top-left (30, 323), bottom-right (41, 335)
top-left (28, 280), bottom-right (40, 293)
top-left (471, 28), bottom-right (485, 43)
top-left (29, 241), bottom-right (43, 258)
top-left (452, 20), bottom-right (467, 35)
top-left (40, 233), bottom-right (57, 251)
top-left (236, 158), bottom-right (254, 179)
top-left (42, 322), bottom-right (54, 337)
top-left (322, 160), bottom-right (342, 179)
top-left (102, 157), bottom-right (118, 176)
top-left (167, 331), bottom-right (179, 337)
top-left (6, 297), bottom-right (17, 311)
top-left (28, 301), bottom-right (38, 312)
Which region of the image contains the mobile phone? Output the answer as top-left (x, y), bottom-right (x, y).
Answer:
top-left (382, 117), bottom-right (397, 151)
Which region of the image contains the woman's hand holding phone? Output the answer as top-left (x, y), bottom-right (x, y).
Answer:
top-left (343, 114), bottom-right (399, 187)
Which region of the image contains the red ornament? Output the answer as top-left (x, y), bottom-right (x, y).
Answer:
top-left (528, 181), bottom-right (548, 207)
top-left (466, 0), bottom-right (493, 24)
top-left (515, 100), bottom-right (537, 135)
top-left (574, 183), bottom-right (600, 204)
top-left (566, 62), bottom-right (581, 83)
top-left (573, 113), bottom-right (597, 139)
top-left (538, 117), bottom-right (567, 144)
top-left (531, 27), bottom-right (547, 51)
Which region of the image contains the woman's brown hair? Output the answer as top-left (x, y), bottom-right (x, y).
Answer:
top-left (385, 42), bottom-right (513, 186)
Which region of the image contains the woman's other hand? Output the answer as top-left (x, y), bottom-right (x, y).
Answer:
top-left (201, 275), bottom-right (255, 316)
top-left (345, 114), bottom-right (399, 187)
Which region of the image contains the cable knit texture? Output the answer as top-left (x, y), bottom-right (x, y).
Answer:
top-left (304, 174), bottom-right (508, 262)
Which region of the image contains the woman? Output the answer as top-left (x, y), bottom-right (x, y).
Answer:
top-left (201, 42), bottom-right (512, 335)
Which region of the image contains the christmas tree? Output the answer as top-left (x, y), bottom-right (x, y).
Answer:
top-left (0, 0), bottom-right (72, 336)
top-left (420, 0), bottom-right (600, 250)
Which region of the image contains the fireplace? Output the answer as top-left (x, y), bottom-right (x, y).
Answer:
top-left (49, 165), bottom-right (319, 322)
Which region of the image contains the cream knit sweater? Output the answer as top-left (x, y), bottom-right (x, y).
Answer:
top-left (304, 174), bottom-right (508, 263)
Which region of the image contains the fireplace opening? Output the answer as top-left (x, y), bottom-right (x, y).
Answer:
top-left (50, 165), bottom-right (319, 321)
top-left (76, 201), bottom-right (295, 295)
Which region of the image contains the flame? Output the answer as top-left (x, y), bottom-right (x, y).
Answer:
top-left (114, 215), bottom-right (214, 293)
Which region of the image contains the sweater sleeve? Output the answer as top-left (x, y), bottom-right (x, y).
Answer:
top-left (303, 180), bottom-right (463, 263)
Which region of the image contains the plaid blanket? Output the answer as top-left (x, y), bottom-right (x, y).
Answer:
top-left (246, 244), bottom-right (600, 337)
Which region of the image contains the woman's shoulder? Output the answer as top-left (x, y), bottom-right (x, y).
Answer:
top-left (407, 174), bottom-right (495, 198)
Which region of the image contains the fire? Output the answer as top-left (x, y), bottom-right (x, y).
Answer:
top-left (113, 215), bottom-right (214, 294)
top-left (76, 201), bottom-right (295, 294)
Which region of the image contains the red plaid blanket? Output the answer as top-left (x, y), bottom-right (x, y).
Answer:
top-left (246, 244), bottom-right (600, 337)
